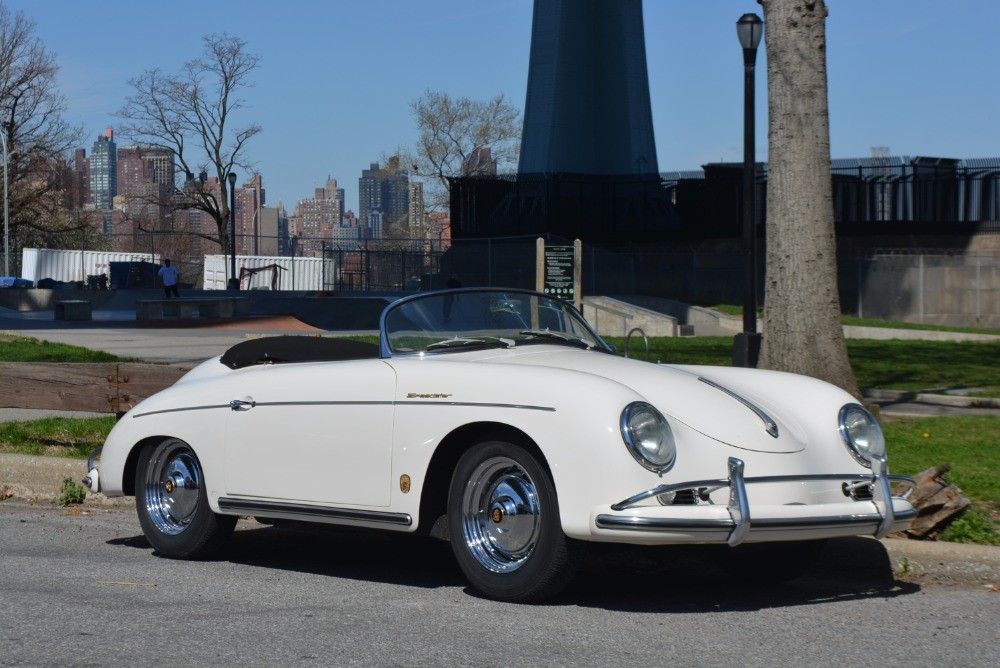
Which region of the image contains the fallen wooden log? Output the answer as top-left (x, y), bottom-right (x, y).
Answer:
top-left (893, 465), bottom-right (971, 539)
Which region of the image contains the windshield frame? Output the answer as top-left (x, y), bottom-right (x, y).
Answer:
top-left (378, 287), bottom-right (613, 358)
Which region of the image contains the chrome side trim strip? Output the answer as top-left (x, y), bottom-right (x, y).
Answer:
top-left (396, 401), bottom-right (555, 412)
top-left (698, 376), bottom-right (779, 438)
top-left (595, 516), bottom-right (734, 531)
top-left (217, 498), bottom-right (412, 526)
top-left (135, 400), bottom-right (554, 419)
top-left (132, 404), bottom-right (229, 418)
top-left (253, 401), bottom-right (393, 408)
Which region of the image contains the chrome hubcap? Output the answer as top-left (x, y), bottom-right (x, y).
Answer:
top-left (461, 456), bottom-right (541, 573)
top-left (144, 441), bottom-right (202, 535)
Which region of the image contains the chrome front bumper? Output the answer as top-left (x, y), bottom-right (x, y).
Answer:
top-left (594, 456), bottom-right (916, 546)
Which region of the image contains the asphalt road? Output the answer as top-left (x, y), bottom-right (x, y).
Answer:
top-left (1, 503), bottom-right (997, 667)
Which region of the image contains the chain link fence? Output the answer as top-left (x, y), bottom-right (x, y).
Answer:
top-left (5, 230), bottom-right (998, 327)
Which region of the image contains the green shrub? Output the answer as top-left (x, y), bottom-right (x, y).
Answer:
top-left (59, 476), bottom-right (87, 505)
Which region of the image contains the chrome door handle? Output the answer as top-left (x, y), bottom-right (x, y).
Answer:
top-left (229, 399), bottom-right (256, 410)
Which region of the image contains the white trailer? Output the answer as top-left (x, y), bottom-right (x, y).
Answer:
top-left (203, 255), bottom-right (334, 291)
top-left (21, 248), bottom-right (159, 284)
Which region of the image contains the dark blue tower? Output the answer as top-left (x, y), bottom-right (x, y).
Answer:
top-left (519, 0), bottom-right (659, 176)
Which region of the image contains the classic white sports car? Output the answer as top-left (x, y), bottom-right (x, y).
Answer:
top-left (85, 288), bottom-right (915, 601)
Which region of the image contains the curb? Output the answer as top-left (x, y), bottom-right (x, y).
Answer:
top-left (881, 536), bottom-right (999, 588)
top-left (863, 388), bottom-right (1000, 409)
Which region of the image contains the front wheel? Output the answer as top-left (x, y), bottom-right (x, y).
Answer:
top-left (447, 440), bottom-right (577, 602)
top-left (135, 439), bottom-right (235, 559)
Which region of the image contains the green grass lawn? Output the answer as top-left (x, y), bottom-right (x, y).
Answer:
top-left (0, 334), bottom-right (124, 363)
top-left (703, 306), bottom-right (1000, 336)
top-left (604, 336), bottom-right (1000, 397)
top-left (884, 416), bottom-right (1000, 545)
top-left (0, 416), bottom-right (117, 459)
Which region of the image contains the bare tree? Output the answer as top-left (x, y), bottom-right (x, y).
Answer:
top-left (403, 90), bottom-right (521, 213)
top-left (117, 33), bottom-right (261, 251)
top-left (0, 3), bottom-right (90, 246)
top-left (757, 0), bottom-right (860, 397)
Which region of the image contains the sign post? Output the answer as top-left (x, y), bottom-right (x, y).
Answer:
top-left (536, 238), bottom-right (582, 311)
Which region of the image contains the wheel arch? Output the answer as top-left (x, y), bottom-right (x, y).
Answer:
top-left (121, 435), bottom-right (184, 496)
top-left (417, 421), bottom-right (550, 536)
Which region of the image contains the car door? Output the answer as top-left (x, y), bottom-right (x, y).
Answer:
top-left (223, 359), bottom-right (396, 507)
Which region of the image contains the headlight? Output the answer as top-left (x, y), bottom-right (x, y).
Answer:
top-left (838, 404), bottom-right (886, 466)
top-left (621, 402), bottom-right (676, 473)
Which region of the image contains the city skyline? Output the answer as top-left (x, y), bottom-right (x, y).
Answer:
top-left (5, 0), bottom-right (999, 215)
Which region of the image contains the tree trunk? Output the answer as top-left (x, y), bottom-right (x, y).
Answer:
top-left (758, 0), bottom-right (860, 398)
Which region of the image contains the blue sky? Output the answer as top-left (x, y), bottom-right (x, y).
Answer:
top-left (6, 0), bottom-right (999, 214)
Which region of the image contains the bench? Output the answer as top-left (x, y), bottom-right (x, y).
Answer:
top-left (136, 297), bottom-right (251, 321)
top-left (54, 300), bottom-right (92, 321)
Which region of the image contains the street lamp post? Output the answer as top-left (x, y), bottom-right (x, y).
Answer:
top-left (1, 132), bottom-right (9, 278)
top-left (227, 172), bottom-right (239, 290)
top-left (733, 12), bottom-right (763, 368)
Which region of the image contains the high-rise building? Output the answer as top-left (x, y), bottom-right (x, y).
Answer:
top-left (358, 162), bottom-right (383, 230)
top-left (115, 145), bottom-right (175, 243)
top-left (295, 188), bottom-right (340, 256)
top-left (72, 148), bottom-right (89, 210)
top-left (408, 182), bottom-right (424, 230)
top-left (325, 177), bottom-right (345, 225)
top-left (463, 147), bottom-right (498, 176)
top-left (359, 162), bottom-right (410, 238)
top-left (235, 174), bottom-right (265, 255)
top-left (117, 146), bottom-right (174, 196)
top-left (89, 129), bottom-right (117, 209)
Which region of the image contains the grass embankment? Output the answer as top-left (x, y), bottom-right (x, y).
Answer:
top-left (0, 417), bottom-right (116, 459)
top-left (605, 336), bottom-right (1000, 398)
top-left (884, 417), bottom-right (1000, 545)
top-left (0, 334), bottom-right (124, 362)
top-left (0, 335), bottom-right (124, 458)
top-left (705, 304), bottom-right (1000, 336)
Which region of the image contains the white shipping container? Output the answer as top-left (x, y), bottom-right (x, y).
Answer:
top-left (203, 255), bottom-right (334, 291)
top-left (21, 248), bottom-right (159, 284)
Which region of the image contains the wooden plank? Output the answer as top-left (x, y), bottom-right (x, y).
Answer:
top-left (114, 364), bottom-right (192, 412)
top-left (0, 362), bottom-right (192, 414)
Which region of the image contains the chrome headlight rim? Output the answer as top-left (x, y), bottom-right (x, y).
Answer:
top-left (838, 403), bottom-right (885, 468)
top-left (620, 402), bottom-right (676, 474)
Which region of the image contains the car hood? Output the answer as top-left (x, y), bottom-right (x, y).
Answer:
top-left (475, 347), bottom-right (817, 454)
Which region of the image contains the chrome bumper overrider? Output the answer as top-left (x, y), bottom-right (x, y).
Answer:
top-left (82, 447), bottom-right (102, 494)
top-left (595, 456), bottom-right (916, 546)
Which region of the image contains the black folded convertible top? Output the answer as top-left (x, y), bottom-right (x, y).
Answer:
top-left (219, 335), bottom-right (380, 369)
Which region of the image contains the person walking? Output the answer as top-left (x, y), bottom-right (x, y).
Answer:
top-left (158, 259), bottom-right (180, 299)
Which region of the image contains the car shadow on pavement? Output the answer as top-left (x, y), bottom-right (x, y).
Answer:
top-left (108, 526), bottom-right (920, 610)
top-left (558, 536), bottom-right (922, 612)
top-left (110, 521), bottom-right (466, 590)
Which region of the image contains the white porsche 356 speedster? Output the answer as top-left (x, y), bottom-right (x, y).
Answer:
top-left (85, 288), bottom-right (915, 601)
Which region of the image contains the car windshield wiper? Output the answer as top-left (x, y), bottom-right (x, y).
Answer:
top-left (519, 329), bottom-right (595, 350)
top-left (426, 336), bottom-right (515, 351)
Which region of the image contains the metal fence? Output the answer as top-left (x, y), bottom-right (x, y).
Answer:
top-left (6, 231), bottom-right (999, 327)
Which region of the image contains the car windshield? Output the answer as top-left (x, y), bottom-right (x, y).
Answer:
top-left (382, 289), bottom-right (613, 355)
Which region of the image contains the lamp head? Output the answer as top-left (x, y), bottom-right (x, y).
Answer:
top-left (227, 172), bottom-right (237, 187)
top-left (737, 13), bottom-right (763, 51)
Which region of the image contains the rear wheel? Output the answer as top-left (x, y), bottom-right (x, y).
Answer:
top-left (447, 440), bottom-right (576, 602)
top-left (135, 439), bottom-right (235, 559)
